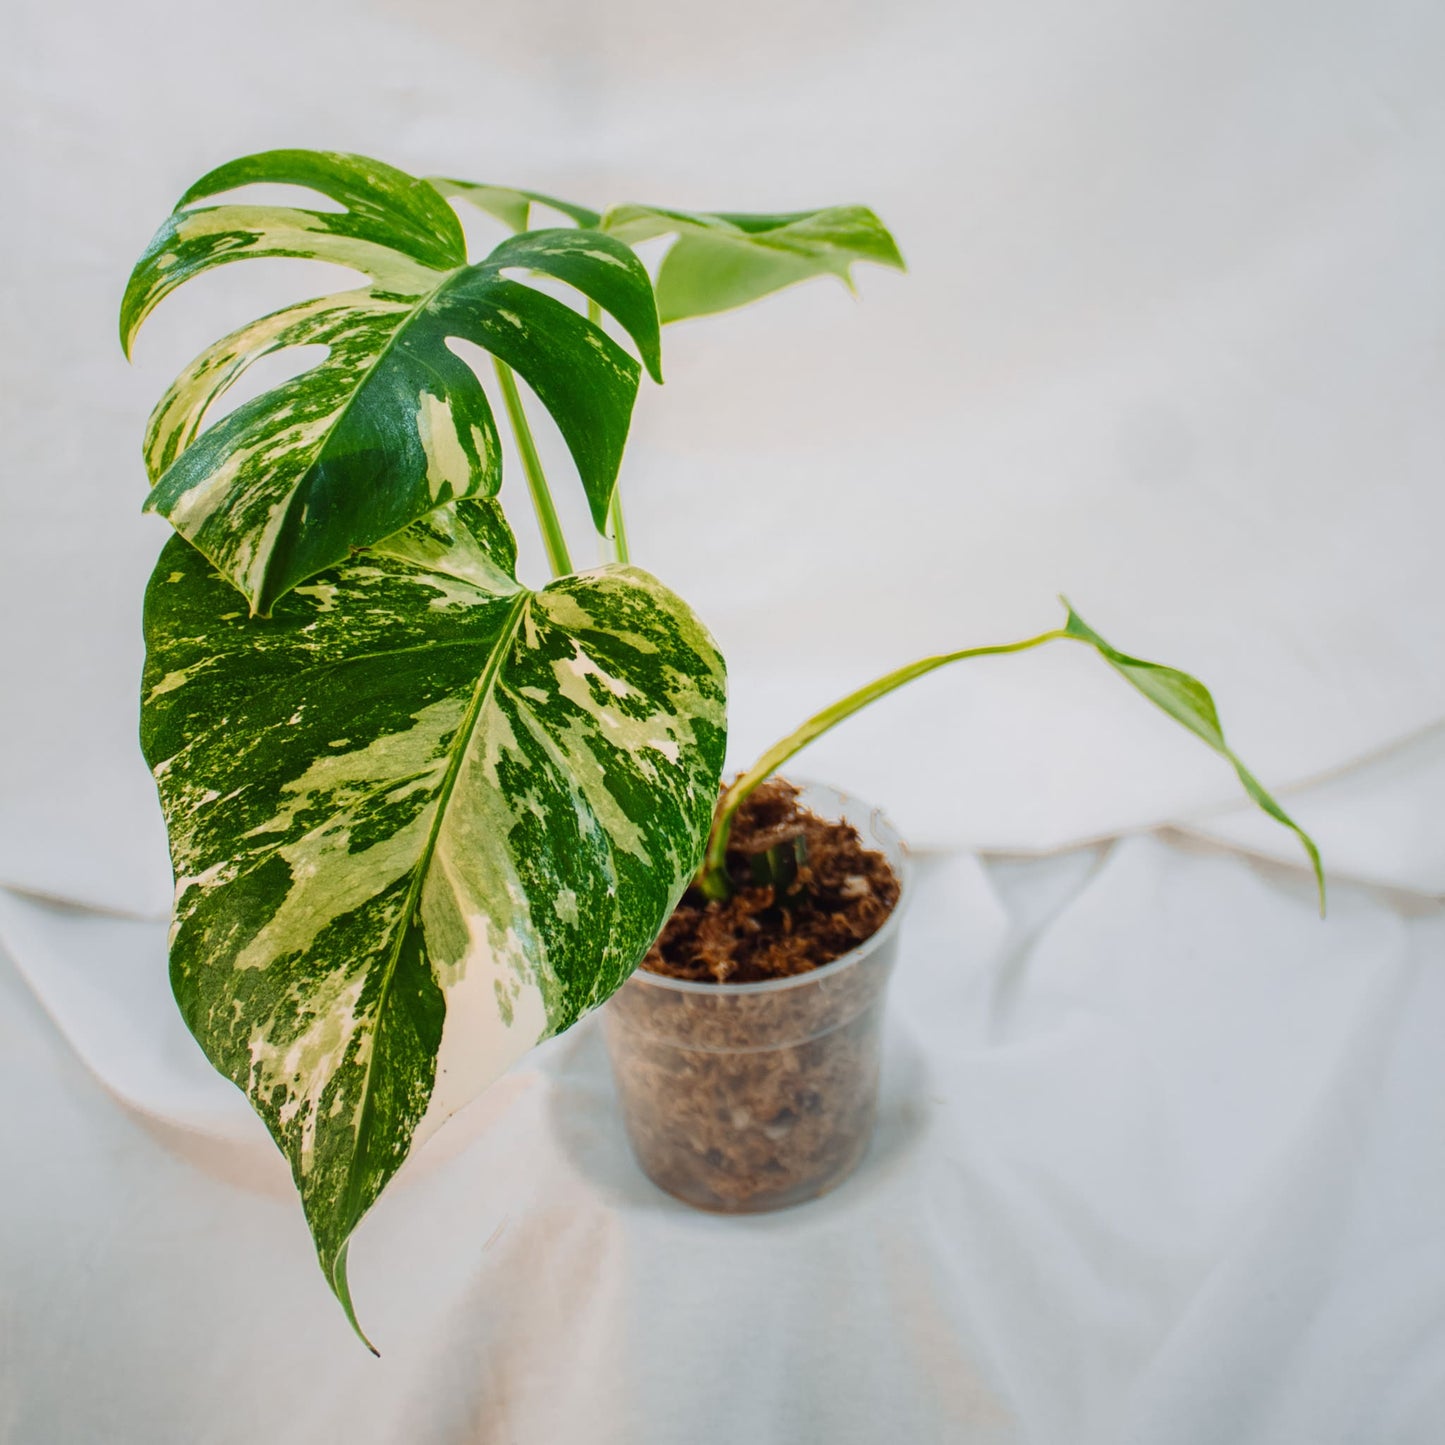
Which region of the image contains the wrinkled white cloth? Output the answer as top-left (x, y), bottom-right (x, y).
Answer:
top-left (4, 0), bottom-right (1444, 913)
top-left (3, 0), bottom-right (1443, 1439)
top-left (3, 831), bottom-right (1442, 1444)
top-left (1182, 721), bottom-right (1445, 898)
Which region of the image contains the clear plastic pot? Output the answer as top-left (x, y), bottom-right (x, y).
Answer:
top-left (601, 782), bottom-right (909, 1212)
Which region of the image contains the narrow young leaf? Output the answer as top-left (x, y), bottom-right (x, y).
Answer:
top-left (142, 502), bottom-right (727, 1342)
top-left (704, 606), bottom-right (1323, 910)
top-left (123, 151), bottom-right (658, 613)
top-left (1061, 602), bottom-right (1325, 910)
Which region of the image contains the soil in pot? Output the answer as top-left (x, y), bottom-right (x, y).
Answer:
top-left (646, 777), bottom-right (901, 984)
top-left (603, 779), bottom-right (903, 1212)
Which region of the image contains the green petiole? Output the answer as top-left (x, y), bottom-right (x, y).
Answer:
top-left (492, 358), bottom-right (572, 578)
top-left (589, 297), bottom-right (632, 565)
top-left (700, 604), bottom-right (1325, 914)
top-left (699, 628), bottom-right (1067, 899)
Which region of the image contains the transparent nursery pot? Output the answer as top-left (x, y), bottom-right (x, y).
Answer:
top-left (601, 782), bottom-right (909, 1213)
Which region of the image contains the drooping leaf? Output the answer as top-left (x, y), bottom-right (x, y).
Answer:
top-left (123, 150), bottom-right (659, 613)
top-left (141, 501), bottom-right (727, 1343)
top-left (429, 177), bottom-right (601, 233)
top-left (600, 204), bottom-right (906, 323)
top-left (702, 605), bottom-right (1323, 910)
top-left (1061, 603), bottom-right (1325, 910)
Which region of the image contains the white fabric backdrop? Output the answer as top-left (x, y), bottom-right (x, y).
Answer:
top-left (4, 831), bottom-right (1443, 1443)
top-left (5, 0), bottom-right (1444, 914)
top-left (3, 0), bottom-right (1442, 1439)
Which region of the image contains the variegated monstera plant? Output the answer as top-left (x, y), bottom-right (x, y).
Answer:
top-left (125, 149), bottom-right (1322, 1350)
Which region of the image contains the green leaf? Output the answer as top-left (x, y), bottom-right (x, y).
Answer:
top-left (1062, 602), bottom-right (1326, 911)
top-left (124, 150), bottom-right (659, 613)
top-left (141, 502), bottom-right (727, 1342)
top-left (599, 203), bottom-right (906, 323)
top-left (702, 606), bottom-right (1323, 912)
top-left (748, 833), bottom-right (808, 898)
top-left (437, 178), bottom-right (906, 323)
top-left (488, 228), bottom-right (662, 384)
top-left (430, 177), bottom-right (601, 233)
top-left (121, 150), bottom-right (468, 348)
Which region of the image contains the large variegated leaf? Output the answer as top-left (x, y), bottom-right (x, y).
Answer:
top-left (123, 150), bottom-right (660, 614)
top-left (441, 180), bottom-right (905, 324)
top-left (141, 502), bottom-right (726, 1345)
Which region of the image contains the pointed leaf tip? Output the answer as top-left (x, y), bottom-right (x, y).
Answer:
top-left (1060, 600), bottom-right (1325, 907)
top-left (327, 1243), bottom-right (379, 1356)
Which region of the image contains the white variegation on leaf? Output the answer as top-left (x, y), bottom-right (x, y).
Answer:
top-left (141, 501), bottom-right (726, 1345)
top-left (123, 150), bottom-right (662, 615)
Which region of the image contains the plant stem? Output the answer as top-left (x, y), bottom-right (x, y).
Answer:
top-left (698, 628), bottom-right (1070, 900)
top-left (492, 357), bottom-right (572, 577)
top-left (606, 491), bottom-right (631, 564)
top-left (588, 298), bottom-right (632, 565)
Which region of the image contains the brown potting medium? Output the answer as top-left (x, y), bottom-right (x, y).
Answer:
top-left (604, 779), bottom-right (904, 1212)
top-left (643, 777), bottom-right (901, 984)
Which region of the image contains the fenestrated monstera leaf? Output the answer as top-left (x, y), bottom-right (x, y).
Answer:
top-left (439, 178), bottom-right (905, 325)
top-left (123, 150), bottom-right (661, 614)
top-left (141, 500), bottom-right (726, 1347)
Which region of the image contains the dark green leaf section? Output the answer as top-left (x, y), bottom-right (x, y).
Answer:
top-left (123, 150), bottom-right (660, 612)
top-left (489, 229), bottom-right (662, 383)
top-left (600, 203), bottom-right (906, 323)
top-left (434, 269), bottom-right (640, 534)
top-left (1063, 603), bottom-right (1326, 910)
top-left (141, 503), bottom-right (726, 1340)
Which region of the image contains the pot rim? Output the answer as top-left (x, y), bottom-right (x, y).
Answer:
top-left (624, 776), bottom-right (912, 998)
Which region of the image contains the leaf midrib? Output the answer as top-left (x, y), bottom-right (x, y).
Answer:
top-left (335, 586), bottom-right (533, 1231)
